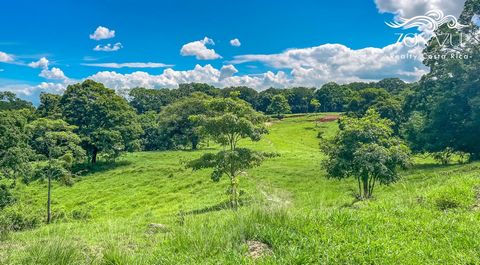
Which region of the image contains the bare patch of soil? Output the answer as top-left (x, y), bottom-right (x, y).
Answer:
top-left (247, 240), bottom-right (272, 259)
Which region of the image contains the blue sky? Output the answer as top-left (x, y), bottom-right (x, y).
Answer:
top-left (0, 0), bottom-right (469, 102)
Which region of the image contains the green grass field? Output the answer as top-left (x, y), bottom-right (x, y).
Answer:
top-left (2, 114), bottom-right (480, 264)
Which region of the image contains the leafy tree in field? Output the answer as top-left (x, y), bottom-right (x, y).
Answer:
top-left (138, 111), bottom-right (164, 151)
top-left (158, 93), bottom-right (211, 150)
top-left (0, 110), bottom-right (33, 186)
top-left (188, 98), bottom-right (273, 209)
top-left (0, 91), bottom-right (33, 111)
top-left (36, 93), bottom-right (62, 119)
top-left (28, 118), bottom-right (85, 224)
top-left (60, 80), bottom-right (143, 163)
top-left (267, 94), bottom-right (291, 119)
top-left (322, 110), bottom-right (410, 199)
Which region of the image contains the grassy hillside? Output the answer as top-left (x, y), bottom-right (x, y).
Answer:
top-left (2, 114), bottom-right (480, 264)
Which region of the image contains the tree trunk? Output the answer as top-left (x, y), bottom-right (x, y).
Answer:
top-left (47, 173), bottom-right (52, 224)
top-left (191, 138), bottom-right (198, 150)
top-left (231, 176), bottom-right (239, 210)
top-left (362, 175), bottom-right (370, 199)
top-left (91, 148), bottom-right (98, 164)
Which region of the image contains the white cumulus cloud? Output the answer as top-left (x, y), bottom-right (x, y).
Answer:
top-left (231, 40), bottom-right (428, 86)
top-left (82, 62), bottom-right (173, 68)
top-left (28, 57), bottom-right (49, 69)
top-left (230, 38), bottom-right (241, 47)
top-left (180, 37), bottom-right (222, 60)
top-left (40, 67), bottom-right (68, 80)
top-left (93, 43), bottom-right (123, 52)
top-left (220, 65), bottom-right (239, 80)
top-left (87, 64), bottom-right (288, 91)
top-left (0, 51), bottom-right (14, 63)
top-left (89, 26), bottom-right (116, 40)
top-left (374, 0), bottom-right (466, 19)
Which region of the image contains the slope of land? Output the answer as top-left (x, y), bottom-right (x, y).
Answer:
top-left (1, 114), bottom-right (480, 264)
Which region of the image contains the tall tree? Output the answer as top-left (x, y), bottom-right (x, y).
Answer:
top-left (28, 118), bottom-right (85, 223)
top-left (322, 110), bottom-right (410, 199)
top-left (407, 0), bottom-right (480, 157)
top-left (188, 98), bottom-right (273, 209)
top-left (0, 109), bottom-right (33, 186)
top-left (60, 80), bottom-right (143, 163)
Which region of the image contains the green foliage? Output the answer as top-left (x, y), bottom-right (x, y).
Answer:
top-left (158, 93), bottom-right (211, 150)
top-left (406, 0), bottom-right (480, 156)
top-left (322, 109), bottom-right (411, 199)
top-left (0, 184), bottom-right (15, 209)
top-left (36, 93), bottom-right (62, 119)
top-left (0, 109), bottom-right (33, 184)
top-left (267, 94), bottom-right (292, 118)
top-left (189, 97), bottom-right (270, 208)
top-left (60, 80), bottom-right (143, 163)
top-left (0, 91), bottom-right (33, 111)
top-left (129, 87), bottom-right (174, 114)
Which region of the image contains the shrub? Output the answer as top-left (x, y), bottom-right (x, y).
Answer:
top-left (0, 184), bottom-right (15, 209)
top-left (0, 206), bottom-right (41, 232)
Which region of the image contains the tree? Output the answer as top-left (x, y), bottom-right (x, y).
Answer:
top-left (310, 98), bottom-right (321, 113)
top-left (0, 110), bottom-right (33, 186)
top-left (314, 82), bottom-right (356, 112)
top-left (60, 80), bottom-right (143, 163)
top-left (0, 91), bottom-right (33, 111)
top-left (188, 98), bottom-right (273, 209)
top-left (28, 118), bottom-right (85, 224)
top-left (36, 93), bottom-right (62, 119)
top-left (407, 0), bottom-right (480, 157)
top-left (321, 110), bottom-right (410, 199)
top-left (158, 93), bottom-right (211, 150)
top-left (284, 87), bottom-right (315, 113)
top-left (267, 94), bottom-right (291, 119)
top-left (129, 87), bottom-right (174, 114)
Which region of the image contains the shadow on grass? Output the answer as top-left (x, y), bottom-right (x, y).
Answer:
top-left (408, 163), bottom-right (456, 171)
top-left (73, 160), bottom-right (132, 176)
top-left (185, 199), bottom-right (250, 216)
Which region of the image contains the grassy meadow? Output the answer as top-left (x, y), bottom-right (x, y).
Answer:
top-left (1, 114), bottom-right (480, 264)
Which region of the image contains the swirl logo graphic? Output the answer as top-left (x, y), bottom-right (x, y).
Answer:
top-left (386, 10), bottom-right (467, 31)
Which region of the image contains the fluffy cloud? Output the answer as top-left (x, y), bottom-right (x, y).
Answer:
top-left (89, 26), bottom-right (116, 40)
top-left (82, 62), bottom-right (173, 68)
top-left (28, 57), bottom-right (49, 69)
top-left (39, 67), bottom-right (68, 80)
top-left (230, 38), bottom-right (241, 47)
top-left (374, 0), bottom-right (466, 18)
top-left (93, 43), bottom-right (123, 52)
top-left (87, 64), bottom-right (288, 91)
top-left (220, 65), bottom-right (239, 80)
top-left (231, 40), bottom-right (428, 86)
top-left (0, 51), bottom-right (14, 62)
top-left (180, 37), bottom-right (222, 60)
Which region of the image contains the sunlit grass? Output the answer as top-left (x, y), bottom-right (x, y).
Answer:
top-left (2, 114), bottom-right (480, 264)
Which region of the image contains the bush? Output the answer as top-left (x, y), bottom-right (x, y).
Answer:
top-left (0, 184), bottom-right (15, 209)
top-left (0, 206), bottom-right (41, 232)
